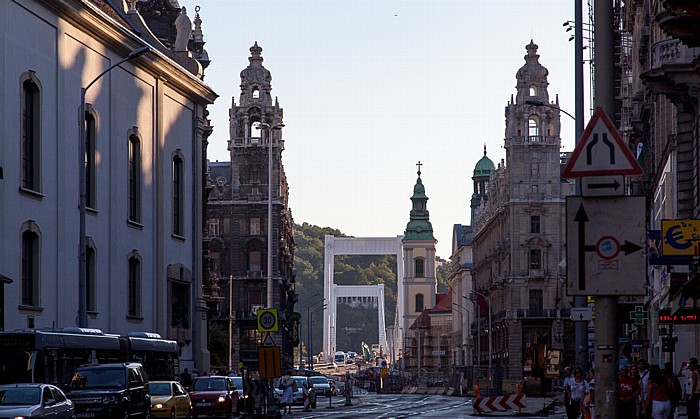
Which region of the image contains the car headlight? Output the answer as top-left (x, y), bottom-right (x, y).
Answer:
top-left (218, 394), bottom-right (227, 403)
top-left (153, 403), bottom-right (165, 409)
top-left (102, 395), bottom-right (118, 404)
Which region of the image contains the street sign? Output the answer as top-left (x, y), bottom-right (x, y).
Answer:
top-left (566, 196), bottom-right (646, 295)
top-left (571, 307), bottom-right (593, 321)
top-left (661, 219), bottom-right (700, 256)
top-left (258, 346), bottom-right (281, 378)
top-left (562, 107), bottom-right (642, 178)
top-left (581, 175), bottom-right (625, 197)
top-left (262, 333), bottom-right (276, 346)
top-left (629, 306), bottom-right (648, 325)
top-left (257, 308), bottom-right (278, 333)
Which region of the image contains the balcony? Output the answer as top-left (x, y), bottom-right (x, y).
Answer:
top-left (515, 308), bottom-right (560, 319)
top-left (642, 39), bottom-right (700, 103)
top-left (657, 3), bottom-right (700, 47)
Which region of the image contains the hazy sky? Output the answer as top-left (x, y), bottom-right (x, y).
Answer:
top-left (193, 0), bottom-right (581, 259)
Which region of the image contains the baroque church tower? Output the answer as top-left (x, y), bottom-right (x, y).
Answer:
top-left (207, 43), bottom-right (297, 372)
top-left (402, 164), bottom-right (438, 342)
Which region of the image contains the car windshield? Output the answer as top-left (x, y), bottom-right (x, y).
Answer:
top-left (229, 377), bottom-right (242, 389)
top-left (0, 387), bottom-right (41, 405)
top-left (192, 378), bottom-right (227, 391)
top-left (70, 369), bottom-right (126, 389)
top-left (310, 377), bottom-right (327, 385)
top-left (149, 382), bottom-right (172, 396)
top-left (293, 378), bottom-right (306, 388)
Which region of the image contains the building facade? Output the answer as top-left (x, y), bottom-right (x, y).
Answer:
top-left (0, 0), bottom-right (217, 371)
top-left (471, 42), bottom-right (573, 385)
top-left (206, 43), bottom-right (297, 372)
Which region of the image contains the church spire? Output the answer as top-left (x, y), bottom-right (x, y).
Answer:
top-left (404, 161), bottom-right (435, 241)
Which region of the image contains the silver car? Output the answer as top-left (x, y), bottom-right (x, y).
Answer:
top-left (0, 383), bottom-right (75, 418)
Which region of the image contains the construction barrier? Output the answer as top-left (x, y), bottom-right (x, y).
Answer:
top-left (472, 394), bottom-right (526, 414)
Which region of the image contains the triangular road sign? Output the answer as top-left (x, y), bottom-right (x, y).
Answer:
top-left (562, 107), bottom-right (642, 178)
top-left (262, 333), bottom-right (276, 347)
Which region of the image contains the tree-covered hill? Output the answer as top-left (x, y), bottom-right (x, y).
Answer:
top-left (294, 222), bottom-right (450, 357)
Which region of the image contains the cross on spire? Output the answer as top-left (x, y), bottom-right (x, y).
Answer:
top-left (416, 161), bottom-right (422, 177)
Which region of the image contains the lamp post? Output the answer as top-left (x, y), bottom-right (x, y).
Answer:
top-left (78, 46), bottom-right (150, 327)
top-left (524, 98), bottom-right (576, 121)
top-left (308, 301), bottom-right (326, 370)
top-left (228, 275), bottom-right (233, 373)
top-left (469, 291), bottom-right (491, 396)
top-left (255, 122), bottom-right (284, 309)
top-left (298, 293), bottom-right (321, 367)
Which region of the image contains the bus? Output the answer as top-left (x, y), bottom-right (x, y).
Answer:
top-left (0, 328), bottom-right (179, 385)
top-left (334, 351), bottom-right (347, 364)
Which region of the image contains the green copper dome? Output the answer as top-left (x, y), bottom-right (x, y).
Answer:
top-left (473, 145), bottom-right (495, 177)
top-left (404, 163), bottom-right (435, 241)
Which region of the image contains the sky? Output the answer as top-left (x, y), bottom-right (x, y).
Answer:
top-left (192, 0), bottom-right (582, 259)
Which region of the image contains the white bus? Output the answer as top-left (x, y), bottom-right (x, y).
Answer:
top-left (334, 351), bottom-right (347, 364)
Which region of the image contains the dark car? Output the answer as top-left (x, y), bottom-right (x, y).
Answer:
top-left (188, 375), bottom-right (238, 418)
top-left (0, 383), bottom-right (75, 418)
top-left (66, 362), bottom-right (150, 418)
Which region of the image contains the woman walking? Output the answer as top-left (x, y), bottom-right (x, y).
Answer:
top-left (619, 365), bottom-right (641, 418)
top-left (643, 365), bottom-right (674, 419)
top-left (565, 367), bottom-right (586, 419)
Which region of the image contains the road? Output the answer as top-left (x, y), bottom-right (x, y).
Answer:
top-left (271, 392), bottom-right (568, 418)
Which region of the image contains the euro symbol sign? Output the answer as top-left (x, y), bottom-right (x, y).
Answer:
top-left (665, 225), bottom-right (693, 250)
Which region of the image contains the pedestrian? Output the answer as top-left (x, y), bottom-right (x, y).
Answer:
top-left (678, 360), bottom-right (692, 404)
top-left (302, 381), bottom-right (311, 412)
top-left (663, 362), bottom-right (682, 419)
top-left (563, 366), bottom-right (573, 407)
top-left (689, 358), bottom-right (700, 419)
top-left (565, 367), bottom-right (586, 419)
top-left (643, 365), bottom-right (673, 419)
top-left (620, 365), bottom-right (642, 418)
top-left (179, 367), bottom-right (192, 389)
top-left (279, 373), bottom-right (294, 414)
top-left (584, 369), bottom-right (595, 419)
top-left (639, 359), bottom-right (651, 419)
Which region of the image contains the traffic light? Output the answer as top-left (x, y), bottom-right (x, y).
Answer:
top-left (661, 337), bottom-right (676, 352)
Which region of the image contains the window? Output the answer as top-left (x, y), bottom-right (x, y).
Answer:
top-left (528, 117), bottom-right (539, 136)
top-left (250, 217), bottom-right (260, 235)
top-left (208, 218), bottom-right (220, 237)
top-left (414, 258), bottom-right (425, 278)
top-left (128, 254), bottom-right (141, 317)
top-left (529, 289), bottom-right (543, 313)
top-left (250, 121), bottom-right (261, 144)
top-left (86, 245), bottom-right (96, 312)
top-left (128, 133), bottom-right (141, 223)
top-left (85, 110), bottom-right (97, 209)
top-left (252, 88), bottom-right (260, 99)
top-left (21, 229), bottom-right (40, 306)
top-left (529, 249), bottom-right (542, 270)
top-left (21, 76), bottom-right (41, 191)
top-left (249, 251), bottom-right (262, 272)
top-left (529, 86), bottom-right (537, 96)
top-left (172, 154), bottom-right (184, 236)
top-left (530, 216), bottom-right (540, 234)
top-left (415, 293), bottom-right (424, 312)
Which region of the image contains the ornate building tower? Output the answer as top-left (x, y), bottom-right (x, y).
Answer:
top-left (207, 43), bottom-right (297, 372)
top-left (472, 41), bottom-right (572, 385)
top-left (471, 146), bottom-right (495, 223)
top-left (402, 164), bottom-right (438, 347)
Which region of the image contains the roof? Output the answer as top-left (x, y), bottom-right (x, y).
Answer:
top-left (409, 293), bottom-right (452, 329)
top-left (453, 224), bottom-right (473, 247)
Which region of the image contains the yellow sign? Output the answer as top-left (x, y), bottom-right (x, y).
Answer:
top-left (662, 219), bottom-right (700, 256)
top-left (257, 308), bottom-right (278, 332)
top-left (258, 346), bottom-right (281, 378)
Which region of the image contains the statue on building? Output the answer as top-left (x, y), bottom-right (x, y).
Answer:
top-left (174, 6), bottom-right (192, 52)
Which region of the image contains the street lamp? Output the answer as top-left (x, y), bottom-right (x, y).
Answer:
top-left (524, 98), bottom-right (575, 121)
top-left (468, 291), bottom-right (492, 396)
top-left (308, 301), bottom-right (326, 370)
top-left (255, 122), bottom-right (284, 309)
top-left (298, 293), bottom-right (321, 367)
top-left (79, 46), bottom-right (151, 327)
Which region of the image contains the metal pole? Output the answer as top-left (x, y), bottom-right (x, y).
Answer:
top-left (488, 297), bottom-right (492, 396)
top-left (310, 308), bottom-right (314, 370)
top-left (78, 46), bottom-right (149, 328)
top-left (228, 275), bottom-right (233, 373)
top-left (593, 1), bottom-right (618, 417)
top-left (267, 125), bottom-right (273, 309)
top-left (574, 0), bottom-right (589, 373)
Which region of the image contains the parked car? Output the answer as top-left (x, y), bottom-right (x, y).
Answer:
top-left (149, 380), bottom-right (191, 418)
top-left (66, 362), bottom-right (150, 418)
top-left (273, 376), bottom-right (317, 408)
top-left (309, 376), bottom-right (332, 397)
top-left (0, 383), bottom-right (75, 418)
top-left (188, 375), bottom-right (238, 418)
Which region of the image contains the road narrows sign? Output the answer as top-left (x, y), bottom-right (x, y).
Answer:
top-left (562, 107), bottom-right (642, 178)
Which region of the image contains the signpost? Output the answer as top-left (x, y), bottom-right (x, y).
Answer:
top-left (571, 307), bottom-right (593, 322)
top-left (257, 308), bottom-right (279, 333)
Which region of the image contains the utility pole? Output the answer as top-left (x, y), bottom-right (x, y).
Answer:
top-left (593, 0), bottom-right (618, 417)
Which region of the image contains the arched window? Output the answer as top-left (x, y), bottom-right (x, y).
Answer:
top-left (414, 258), bottom-right (425, 278)
top-left (252, 88), bottom-right (260, 99)
top-left (128, 131), bottom-right (142, 223)
top-left (528, 117), bottom-right (539, 137)
top-left (21, 73), bottom-right (42, 192)
top-left (529, 86), bottom-right (537, 96)
top-left (172, 152), bottom-right (184, 237)
top-left (250, 121), bottom-right (261, 144)
top-left (21, 225), bottom-right (41, 307)
top-left (127, 252), bottom-right (142, 317)
top-left (415, 293), bottom-right (424, 312)
top-left (86, 243), bottom-right (96, 312)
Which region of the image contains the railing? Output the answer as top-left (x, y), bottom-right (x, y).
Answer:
top-left (515, 308), bottom-right (560, 319)
top-left (650, 39), bottom-right (700, 69)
